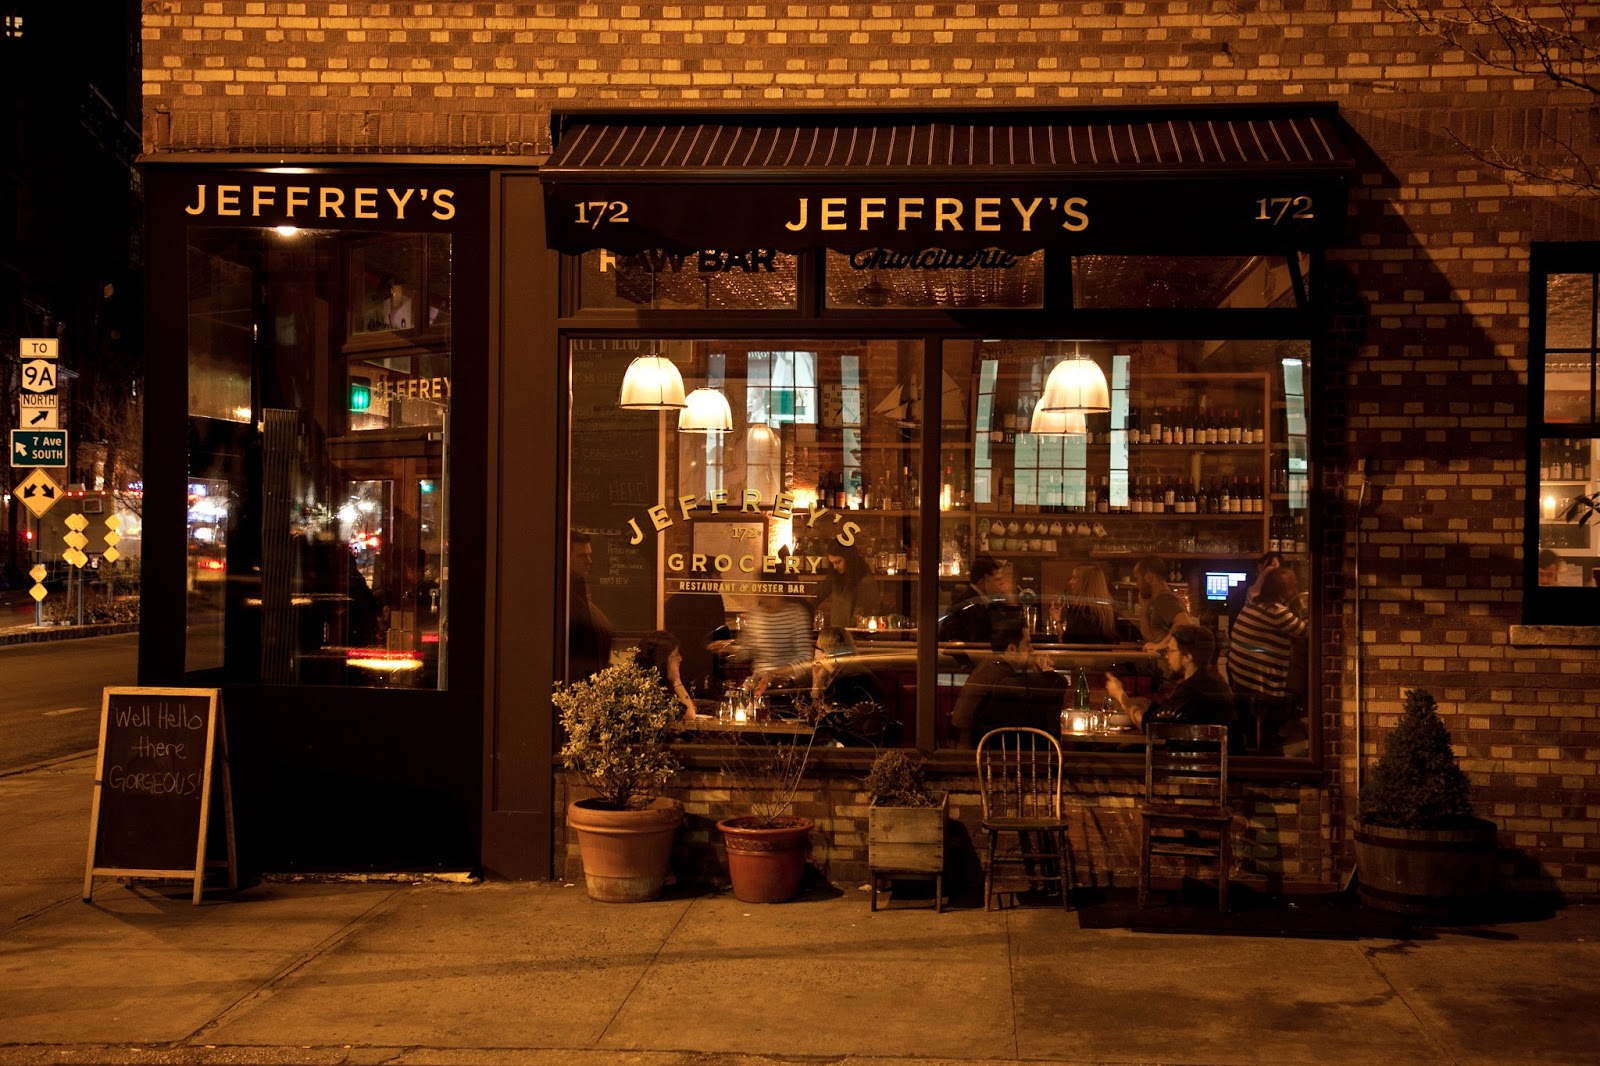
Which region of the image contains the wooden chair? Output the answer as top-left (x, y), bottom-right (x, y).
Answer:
top-left (1138, 721), bottom-right (1232, 911)
top-left (975, 726), bottom-right (1072, 911)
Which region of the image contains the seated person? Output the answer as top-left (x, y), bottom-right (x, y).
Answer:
top-left (1053, 562), bottom-right (1121, 644)
top-left (1537, 548), bottom-right (1563, 586)
top-left (632, 630), bottom-right (696, 717)
top-left (1104, 623), bottom-right (1240, 752)
top-left (951, 612), bottom-right (1067, 747)
top-left (810, 626), bottom-right (893, 745)
top-left (811, 626), bottom-right (887, 708)
top-left (938, 554), bottom-right (1014, 645)
top-left (663, 591), bottom-right (727, 696)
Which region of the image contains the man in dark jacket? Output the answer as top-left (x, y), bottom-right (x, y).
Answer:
top-left (1105, 623), bottom-right (1239, 751)
top-left (952, 612), bottom-right (1067, 746)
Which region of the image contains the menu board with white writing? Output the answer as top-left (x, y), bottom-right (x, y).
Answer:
top-left (84, 688), bottom-right (227, 903)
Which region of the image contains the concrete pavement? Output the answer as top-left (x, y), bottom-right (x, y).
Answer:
top-left (3, 751), bottom-right (1598, 1065)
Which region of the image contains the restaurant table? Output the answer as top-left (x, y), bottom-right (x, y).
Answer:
top-left (677, 716), bottom-right (816, 737)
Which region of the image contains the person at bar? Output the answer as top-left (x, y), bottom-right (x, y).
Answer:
top-left (632, 630), bottom-right (697, 717)
top-left (1103, 623), bottom-right (1239, 750)
top-left (811, 625), bottom-right (888, 708)
top-left (1132, 554), bottom-right (1193, 651)
top-left (815, 542), bottom-right (880, 627)
top-left (1537, 548), bottom-right (1564, 586)
top-left (567, 531), bottom-right (612, 679)
top-left (939, 554), bottom-right (1014, 645)
top-left (1053, 562), bottom-right (1121, 644)
top-left (951, 612), bottom-right (1065, 747)
top-left (1225, 566), bottom-right (1309, 751)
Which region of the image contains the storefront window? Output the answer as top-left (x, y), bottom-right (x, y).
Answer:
top-left (184, 228), bottom-right (451, 688)
top-left (1528, 254), bottom-right (1600, 612)
top-left (935, 338), bottom-right (1313, 756)
top-left (575, 249), bottom-right (798, 310)
top-left (568, 338), bottom-right (922, 747)
top-left (1073, 255), bottom-right (1309, 309)
top-left (824, 249), bottom-right (1045, 309)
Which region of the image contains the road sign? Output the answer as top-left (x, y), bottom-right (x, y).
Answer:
top-left (20, 338), bottom-right (58, 360)
top-left (19, 392), bottom-right (58, 429)
top-left (15, 468), bottom-right (63, 517)
top-left (21, 360), bottom-right (58, 392)
top-left (11, 429), bottom-right (67, 467)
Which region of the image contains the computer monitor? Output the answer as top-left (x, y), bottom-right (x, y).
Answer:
top-left (1204, 571), bottom-right (1248, 601)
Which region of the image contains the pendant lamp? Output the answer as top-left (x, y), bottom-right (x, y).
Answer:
top-left (618, 355), bottom-right (687, 410)
top-left (1037, 351), bottom-right (1110, 414)
top-left (678, 387), bottom-right (734, 432)
top-left (1029, 407), bottom-right (1089, 436)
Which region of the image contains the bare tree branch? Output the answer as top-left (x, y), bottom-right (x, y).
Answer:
top-left (1388, 1), bottom-right (1600, 193)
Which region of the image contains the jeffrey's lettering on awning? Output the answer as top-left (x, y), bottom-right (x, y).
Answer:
top-left (541, 105), bottom-right (1355, 255)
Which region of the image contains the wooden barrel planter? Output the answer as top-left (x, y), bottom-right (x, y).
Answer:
top-left (1353, 817), bottom-right (1497, 918)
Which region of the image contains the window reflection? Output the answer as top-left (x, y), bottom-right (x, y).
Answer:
top-left (185, 228), bottom-right (451, 688)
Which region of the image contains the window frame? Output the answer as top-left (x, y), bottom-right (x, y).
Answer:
top-left (1525, 242), bottom-right (1600, 624)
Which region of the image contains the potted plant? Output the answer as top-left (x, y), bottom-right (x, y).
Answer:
top-left (1353, 688), bottom-right (1497, 918)
top-left (554, 660), bottom-right (685, 903)
top-left (715, 700), bottom-right (821, 903)
top-left (864, 750), bottom-right (948, 912)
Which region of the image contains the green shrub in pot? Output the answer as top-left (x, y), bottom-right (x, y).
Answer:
top-left (554, 660), bottom-right (685, 902)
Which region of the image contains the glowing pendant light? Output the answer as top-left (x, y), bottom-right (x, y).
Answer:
top-left (677, 387), bottom-right (734, 432)
top-left (1037, 349), bottom-right (1110, 414)
top-left (1029, 407), bottom-right (1089, 436)
top-left (618, 355), bottom-right (687, 410)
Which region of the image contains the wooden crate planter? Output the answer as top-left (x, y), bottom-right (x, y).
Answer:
top-left (868, 792), bottom-right (947, 912)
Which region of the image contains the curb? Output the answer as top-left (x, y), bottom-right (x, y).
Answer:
top-left (0, 622), bottom-right (139, 647)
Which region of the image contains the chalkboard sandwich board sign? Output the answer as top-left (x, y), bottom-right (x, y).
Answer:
top-left (83, 687), bottom-right (236, 905)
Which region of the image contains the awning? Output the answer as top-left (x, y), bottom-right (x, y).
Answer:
top-left (542, 105), bottom-right (1355, 255)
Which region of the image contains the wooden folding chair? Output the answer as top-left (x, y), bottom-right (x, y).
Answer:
top-left (975, 726), bottom-right (1072, 911)
top-left (1138, 721), bottom-right (1232, 911)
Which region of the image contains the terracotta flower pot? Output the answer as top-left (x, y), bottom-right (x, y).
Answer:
top-left (567, 796), bottom-right (683, 903)
top-left (717, 815), bottom-right (815, 903)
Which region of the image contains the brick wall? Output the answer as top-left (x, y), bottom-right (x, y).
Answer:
top-left (557, 766), bottom-right (1330, 895)
top-left (146, 2), bottom-right (1600, 899)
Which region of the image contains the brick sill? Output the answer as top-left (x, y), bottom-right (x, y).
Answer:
top-left (1509, 625), bottom-right (1600, 648)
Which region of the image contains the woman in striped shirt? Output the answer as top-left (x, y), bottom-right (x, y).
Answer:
top-left (1225, 566), bottom-right (1308, 701)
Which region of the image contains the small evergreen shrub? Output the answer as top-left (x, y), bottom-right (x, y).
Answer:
top-left (864, 750), bottom-right (937, 808)
top-left (554, 660), bottom-right (683, 811)
top-left (1359, 688), bottom-right (1475, 829)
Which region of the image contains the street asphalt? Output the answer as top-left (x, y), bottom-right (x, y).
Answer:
top-left (2, 738), bottom-right (1598, 1066)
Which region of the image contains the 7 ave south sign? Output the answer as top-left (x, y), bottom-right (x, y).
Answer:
top-left (11, 430), bottom-right (68, 467)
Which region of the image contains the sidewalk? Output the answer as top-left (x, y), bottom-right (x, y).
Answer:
top-left (0, 589), bottom-right (137, 645)
top-left (3, 753), bottom-right (1598, 1066)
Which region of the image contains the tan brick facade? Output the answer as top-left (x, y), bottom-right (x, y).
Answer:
top-left (144, 2), bottom-right (1600, 899)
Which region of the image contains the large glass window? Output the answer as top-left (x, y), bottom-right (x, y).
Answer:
top-left (934, 339), bottom-right (1312, 756)
top-left (1528, 248), bottom-right (1600, 615)
top-left (185, 229), bottom-right (451, 688)
top-left (568, 338), bottom-right (923, 747)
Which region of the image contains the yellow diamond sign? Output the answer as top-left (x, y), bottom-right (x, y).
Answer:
top-left (29, 584), bottom-right (47, 602)
top-left (29, 564), bottom-right (47, 582)
top-left (103, 546), bottom-right (120, 563)
top-left (64, 530), bottom-right (88, 550)
top-left (64, 513), bottom-right (88, 531)
top-left (106, 514), bottom-right (121, 531)
top-left (14, 468), bottom-right (62, 518)
top-left (65, 548), bottom-right (87, 568)
top-left (104, 530), bottom-right (121, 547)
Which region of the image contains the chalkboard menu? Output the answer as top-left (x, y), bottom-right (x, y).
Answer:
top-left (83, 687), bottom-right (234, 905)
top-left (570, 343), bottom-right (662, 638)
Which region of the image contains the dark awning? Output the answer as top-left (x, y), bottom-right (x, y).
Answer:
top-left (542, 105), bottom-right (1355, 255)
